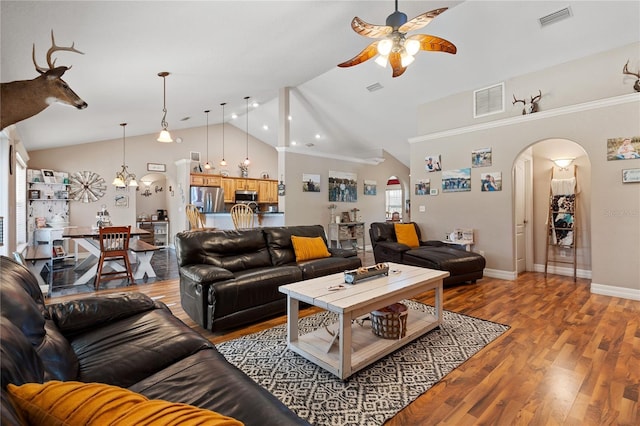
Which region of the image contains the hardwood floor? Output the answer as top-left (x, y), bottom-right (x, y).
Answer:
top-left (47, 263), bottom-right (639, 425)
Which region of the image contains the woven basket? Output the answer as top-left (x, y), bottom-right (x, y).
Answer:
top-left (370, 303), bottom-right (408, 339)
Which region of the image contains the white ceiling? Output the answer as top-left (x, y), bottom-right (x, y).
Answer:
top-left (2, 1), bottom-right (639, 166)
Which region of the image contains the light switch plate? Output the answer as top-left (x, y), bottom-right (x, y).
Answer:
top-left (419, 205), bottom-right (426, 212)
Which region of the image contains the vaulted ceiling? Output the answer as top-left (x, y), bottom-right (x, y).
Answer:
top-left (2, 1), bottom-right (638, 166)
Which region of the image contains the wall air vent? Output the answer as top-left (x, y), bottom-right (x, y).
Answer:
top-left (366, 82), bottom-right (384, 92)
top-left (474, 82), bottom-right (504, 118)
top-left (539, 7), bottom-right (572, 27)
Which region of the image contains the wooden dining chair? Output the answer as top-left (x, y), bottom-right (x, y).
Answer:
top-left (95, 225), bottom-right (134, 290)
top-left (185, 204), bottom-right (206, 230)
top-left (230, 204), bottom-right (255, 230)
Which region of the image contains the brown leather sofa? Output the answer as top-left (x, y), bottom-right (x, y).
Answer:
top-left (176, 225), bottom-right (362, 332)
top-left (0, 256), bottom-right (309, 425)
top-left (369, 222), bottom-right (486, 286)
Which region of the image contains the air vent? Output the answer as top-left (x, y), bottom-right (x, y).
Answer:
top-left (474, 82), bottom-right (504, 118)
top-left (366, 82), bottom-right (383, 92)
top-left (539, 7), bottom-right (572, 27)
top-left (305, 143), bottom-right (314, 147)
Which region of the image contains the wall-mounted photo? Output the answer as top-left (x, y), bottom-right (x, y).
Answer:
top-left (481, 172), bottom-right (502, 191)
top-left (442, 168), bottom-right (471, 192)
top-left (472, 147), bottom-right (492, 167)
top-left (328, 171), bottom-right (357, 202)
top-left (425, 155), bottom-right (442, 172)
top-left (415, 179), bottom-right (430, 195)
top-left (607, 136), bottom-right (640, 160)
top-left (302, 173), bottom-right (320, 192)
top-left (364, 180), bottom-right (377, 195)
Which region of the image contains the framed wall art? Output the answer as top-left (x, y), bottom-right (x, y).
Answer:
top-left (607, 136), bottom-right (640, 160)
top-left (442, 168), bottom-right (471, 192)
top-left (147, 163), bottom-right (166, 172)
top-left (41, 169), bottom-right (56, 183)
top-left (481, 172), bottom-right (502, 191)
top-left (622, 168), bottom-right (640, 183)
top-left (364, 180), bottom-right (377, 195)
top-left (415, 179), bottom-right (430, 195)
top-left (302, 173), bottom-right (320, 192)
top-left (328, 171), bottom-right (357, 202)
top-left (425, 155), bottom-right (442, 172)
top-left (472, 148), bottom-right (492, 167)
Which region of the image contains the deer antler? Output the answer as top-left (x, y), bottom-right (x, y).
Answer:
top-left (512, 95), bottom-right (525, 106)
top-left (531, 89), bottom-right (542, 103)
top-left (32, 30), bottom-right (84, 74)
top-left (623, 60), bottom-right (640, 79)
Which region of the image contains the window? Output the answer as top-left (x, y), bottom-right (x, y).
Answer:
top-left (385, 176), bottom-right (403, 220)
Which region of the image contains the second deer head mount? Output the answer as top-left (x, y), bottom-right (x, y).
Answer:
top-left (623, 60), bottom-right (640, 92)
top-left (513, 90), bottom-right (542, 115)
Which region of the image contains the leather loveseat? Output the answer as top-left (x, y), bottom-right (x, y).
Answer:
top-left (0, 255), bottom-right (309, 425)
top-left (176, 225), bottom-right (362, 332)
top-left (369, 222), bottom-right (486, 286)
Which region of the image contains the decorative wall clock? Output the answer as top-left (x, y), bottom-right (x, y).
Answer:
top-left (69, 171), bottom-right (107, 203)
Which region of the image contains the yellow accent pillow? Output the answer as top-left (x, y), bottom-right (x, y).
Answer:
top-left (394, 223), bottom-right (420, 248)
top-left (291, 235), bottom-right (331, 262)
top-left (7, 381), bottom-right (244, 426)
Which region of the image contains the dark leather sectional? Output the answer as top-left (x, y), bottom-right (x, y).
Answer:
top-left (369, 222), bottom-right (486, 286)
top-left (175, 225), bottom-right (362, 331)
top-left (0, 255), bottom-right (309, 425)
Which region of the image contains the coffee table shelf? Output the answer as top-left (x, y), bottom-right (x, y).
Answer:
top-left (280, 263), bottom-right (448, 379)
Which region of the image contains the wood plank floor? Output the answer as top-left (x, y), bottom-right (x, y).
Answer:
top-left (47, 266), bottom-right (639, 425)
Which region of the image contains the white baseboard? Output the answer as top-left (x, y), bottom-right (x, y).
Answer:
top-left (591, 283), bottom-right (640, 301)
top-left (483, 268), bottom-right (516, 281)
top-left (533, 263), bottom-right (592, 279)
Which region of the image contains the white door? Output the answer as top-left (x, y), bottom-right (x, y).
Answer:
top-left (514, 152), bottom-right (533, 273)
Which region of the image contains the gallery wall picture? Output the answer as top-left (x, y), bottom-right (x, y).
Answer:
top-left (425, 155), bottom-right (442, 172)
top-left (442, 168), bottom-right (471, 192)
top-left (364, 180), bottom-right (377, 195)
top-left (328, 171), bottom-right (357, 202)
top-left (607, 136), bottom-right (640, 160)
top-left (302, 173), bottom-right (321, 192)
top-left (472, 148), bottom-right (492, 167)
top-left (481, 172), bottom-right (502, 191)
top-left (415, 179), bottom-right (430, 195)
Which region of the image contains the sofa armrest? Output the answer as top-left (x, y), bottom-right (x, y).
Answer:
top-left (46, 292), bottom-right (160, 336)
top-left (421, 240), bottom-right (446, 247)
top-left (375, 241), bottom-right (412, 253)
top-left (328, 247), bottom-right (357, 258)
top-left (179, 265), bottom-right (235, 284)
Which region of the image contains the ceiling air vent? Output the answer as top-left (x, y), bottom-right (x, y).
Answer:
top-left (539, 7), bottom-right (572, 27)
top-left (474, 82), bottom-right (504, 118)
top-left (366, 82), bottom-right (383, 92)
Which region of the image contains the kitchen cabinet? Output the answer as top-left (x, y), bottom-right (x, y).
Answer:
top-left (221, 178), bottom-right (235, 203)
top-left (235, 179), bottom-right (258, 191)
top-left (190, 174), bottom-right (220, 187)
top-left (258, 180), bottom-right (278, 203)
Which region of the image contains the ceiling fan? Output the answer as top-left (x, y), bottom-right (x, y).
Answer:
top-left (337, 0), bottom-right (457, 78)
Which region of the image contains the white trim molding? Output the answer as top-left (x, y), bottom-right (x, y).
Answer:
top-left (591, 283), bottom-right (640, 301)
top-left (533, 263), bottom-right (592, 279)
top-left (410, 93), bottom-right (640, 143)
top-left (276, 146), bottom-right (382, 165)
top-left (483, 268), bottom-right (517, 281)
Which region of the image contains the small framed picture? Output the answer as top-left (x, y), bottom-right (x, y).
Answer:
top-left (29, 189), bottom-right (41, 200)
top-left (53, 246), bottom-right (66, 258)
top-left (622, 168), bottom-right (640, 183)
top-left (341, 212), bottom-right (352, 223)
top-left (114, 194), bottom-right (128, 207)
top-left (190, 151), bottom-right (201, 162)
top-left (41, 169), bottom-right (56, 183)
top-left (147, 163), bottom-right (166, 172)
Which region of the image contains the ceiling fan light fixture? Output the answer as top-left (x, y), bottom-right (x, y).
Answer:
top-left (377, 39), bottom-right (393, 56)
top-left (400, 52), bottom-right (415, 67)
top-left (405, 39), bottom-right (420, 56)
top-left (375, 55), bottom-right (389, 67)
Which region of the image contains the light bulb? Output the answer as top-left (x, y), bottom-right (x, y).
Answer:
top-left (377, 39), bottom-right (393, 56)
top-left (220, 159), bottom-right (227, 166)
top-left (405, 39), bottom-right (420, 56)
top-left (244, 157), bottom-right (250, 166)
top-left (204, 162), bottom-right (211, 170)
top-left (112, 176), bottom-right (124, 187)
top-left (129, 178), bottom-right (138, 187)
top-left (400, 53), bottom-right (415, 68)
top-left (375, 55), bottom-right (389, 67)
top-left (157, 129), bottom-right (173, 143)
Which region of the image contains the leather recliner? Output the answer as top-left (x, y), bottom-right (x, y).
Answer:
top-left (369, 222), bottom-right (486, 286)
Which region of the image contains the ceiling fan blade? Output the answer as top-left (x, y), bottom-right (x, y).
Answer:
top-left (351, 16), bottom-right (392, 38)
top-left (389, 52), bottom-right (406, 78)
top-left (409, 34), bottom-right (457, 54)
top-left (338, 41), bottom-right (379, 68)
top-left (399, 8), bottom-right (448, 33)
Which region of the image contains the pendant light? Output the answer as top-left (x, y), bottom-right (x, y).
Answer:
top-left (157, 71), bottom-right (173, 143)
top-left (112, 123), bottom-right (138, 187)
top-left (219, 102), bottom-right (227, 166)
top-left (203, 110), bottom-right (212, 170)
top-left (243, 96), bottom-right (250, 165)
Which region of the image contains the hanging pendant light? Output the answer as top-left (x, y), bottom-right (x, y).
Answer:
top-left (203, 110), bottom-right (212, 170)
top-left (112, 123), bottom-right (138, 187)
top-left (243, 96), bottom-right (250, 166)
top-left (157, 71), bottom-right (173, 143)
top-left (219, 102), bottom-right (227, 166)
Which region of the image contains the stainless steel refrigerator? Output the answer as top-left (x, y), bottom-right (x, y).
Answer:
top-left (190, 186), bottom-right (225, 213)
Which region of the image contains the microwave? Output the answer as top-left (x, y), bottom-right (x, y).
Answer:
top-left (235, 190), bottom-right (258, 204)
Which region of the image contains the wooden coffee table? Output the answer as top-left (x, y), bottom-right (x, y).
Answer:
top-left (279, 263), bottom-right (449, 379)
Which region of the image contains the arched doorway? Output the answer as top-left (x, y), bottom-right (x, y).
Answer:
top-left (385, 176), bottom-right (405, 221)
top-left (513, 138), bottom-right (591, 277)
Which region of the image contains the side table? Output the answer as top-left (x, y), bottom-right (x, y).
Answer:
top-left (328, 222), bottom-right (365, 253)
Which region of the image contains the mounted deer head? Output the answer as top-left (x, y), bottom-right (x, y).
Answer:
top-left (623, 60), bottom-right (640, 92)
top-left (512, 90), bottom-right (542, 115)
top-left (0, 30), bottom-right (87, 130)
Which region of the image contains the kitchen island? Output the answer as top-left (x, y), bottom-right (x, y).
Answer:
top-left (203, 212), bottom-right (284, 230)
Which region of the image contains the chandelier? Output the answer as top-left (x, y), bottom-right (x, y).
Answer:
top-left (112, 123), bottom-right (138, 187)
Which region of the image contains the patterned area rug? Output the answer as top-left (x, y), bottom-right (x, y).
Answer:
top-left (216, 301), bottom-right (509, 426)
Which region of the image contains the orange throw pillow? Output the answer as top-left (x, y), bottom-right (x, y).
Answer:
top-left (394, 223), bottom-right (420, 248)
top-left (8, 381), bottom-right (243, 426)
top-left (291, 235), bottom-right (331, 262)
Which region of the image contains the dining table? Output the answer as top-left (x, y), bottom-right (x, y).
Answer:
top-left (63, 226), bottom-right (151, 285)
